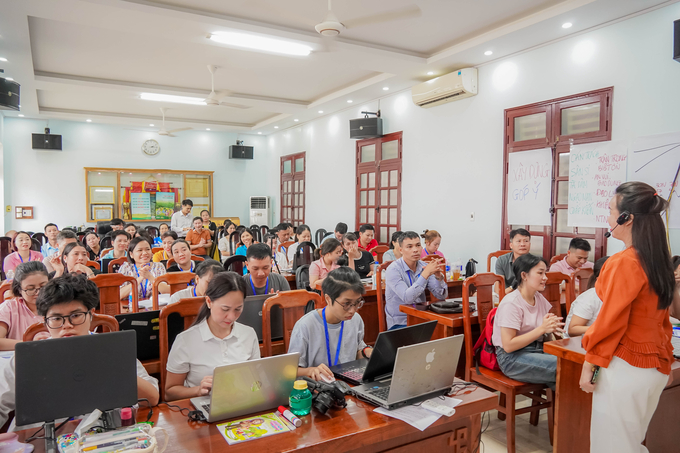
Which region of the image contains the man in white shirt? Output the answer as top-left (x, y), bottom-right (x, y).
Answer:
top-left (171, 199), bottom-right (194, 238)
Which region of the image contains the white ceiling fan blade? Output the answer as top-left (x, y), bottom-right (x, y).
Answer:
top-left (214, 90), bottom-right (232, 102)
top-left (343, 4), bottom-right (421, 29)
top-left (218, 101), bottom-right (251, 109)
top-left (166, 127), bottom-right (192, 134)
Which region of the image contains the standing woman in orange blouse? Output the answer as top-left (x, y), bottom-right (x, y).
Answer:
top-left (579, 182), bottom-right (677, 453)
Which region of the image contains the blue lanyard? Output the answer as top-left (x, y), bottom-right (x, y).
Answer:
top-left (19, 253), bottom-right (31, 263)
top-left (133, 264), bottom-right (149, 299)
top-left (322, 307), bottom-right (344, 366)
top-left (403, 262), bottom-right (420, 287)
top-left (250, 276), bottom-right (268, 295)
top-left (192, 285), bottom-right (197, 297)
top-left (181, 261), bottom-right (194, 272)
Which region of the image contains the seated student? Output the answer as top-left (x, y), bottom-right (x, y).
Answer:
top-left (41, 223), bottom-right (60, 258)
top-left (385, 232), bottom-right (448, 330)
top-left (159, 222), bottom-right (170, 237)
top-left (201, 210), bottom-right (216, 238)
top-left (186, 216), bottom-right (212, 258)
top-left (564, 256), bottom-right (609, 338)
top-left (124, 223), bottom-right (138, 238)
top-left (358, 224), bottom-right (378, 255)
top-left (165, 272), bottom-right (260, 401)
top-left (243, 243), bottom-right (290, 296)
top-left (263, 233), bottom-right (288, 272)
top-left (104, 218), bottom-right (125, 238)
top-left (4, 232), bottom-right (44, 279)
top-left (495, 228), bottom-right (532, 294)
top-left (321, 222), bottom-right (348, 244)
top-left (421, 229), bottom-right (446, 260)
top-left (342, 233), bottom-right (374, 279)
top-left (167, 239), bottom-right (200, 273)
top-left (217, 220), bottom-right (237, 262)
top-left (50, 242), bottom-right (98, 279)
top-left (0, 274), bottom-right (159, 430)
top-left (288, 267), bottom-right (372, 381)
top-left (83, 232), bottom-right (101, 261)
top-left (287, 224), bottom-right (312, 264)
top-left (235, 229), bottom-right (255, 257)
top-left (549, 238), bottom-right (594, 275)
top-left (309, 239), bottom-right (343, 288)
top-left (0, 262), bottom-right (48, 350)
top-left (42, 230), bottom-right (78, 274)
top-left (118, 237), bottom-right (168, 300)
top-left (273, 223), bottom-right (292, 253)
top-left (492, 254), bottom-right (563, 390)
top-left (382, 231), bottom-right (403, 263)
top-left (153, 231), bottom-right (177, 262)
top-left (101, 230), bottom-right (130, 259)
top-left (170, 260), bottom-right (224, 304)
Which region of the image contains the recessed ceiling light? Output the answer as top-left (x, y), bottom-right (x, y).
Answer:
top-left (274, 126), bottom-right (279, 129)
top-left (294, 119), bottom-right (299, 122)
top-left (258, 132), bottom-right (262, 134)
top-left (140, 93), bottom-right (207, 105)
top-left (484, 50), bottom-right (493, 56)
top-left (0, 57), bottom-right (7, 62)
top-left (206, 128), bottom-right (211, 131)
top-left (86, 119), bottom-right (92, 122)
top-left (149, 124), bottom-right (154, 127)
top-left (347, 100), bottom-right (353, 103)
top-left (382, 87), bottom-right (389, 91)
top-left (5, 77), bottom-right (13, 81)
top-left (18, 114), bottom-right (24, 117)
top-left (427, 71), bottom-right (434, 76)
top-left (318, 110), bottom-right (323, 113)
top-left (208, 32), bottom-right (312, 56)
top-left (562, 22), bottom-right (573, 29)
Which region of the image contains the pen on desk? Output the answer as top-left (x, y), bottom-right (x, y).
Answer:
top-left (275, 410), bottom-right (296, 430)
top-left (82, 437), bottom-right (145, 452)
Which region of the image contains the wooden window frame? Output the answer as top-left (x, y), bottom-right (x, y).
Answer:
top-left (280, 152), bottom-right (306, 226)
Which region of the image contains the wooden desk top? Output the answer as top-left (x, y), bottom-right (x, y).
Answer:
top-left (399, 304), bottom-right (478, 328)
top-left (19, 387), bottom-right (496, 453)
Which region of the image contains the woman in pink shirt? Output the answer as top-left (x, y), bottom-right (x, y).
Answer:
top-left (3, 232), bottom-right (44, 279)
top-left (0, 261), bottom-right (48, 350)
top-left (420, 230), bottom-right (446, 260)
top-left (309, 239), bottom-right (344, 288)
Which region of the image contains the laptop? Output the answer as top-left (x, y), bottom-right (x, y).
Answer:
top-left (352, 335), bottom-right (463, 410)
top-left (330, 321), bottom-right (438, 385)
top-left (240, 294), bottom-right (283, 342)
top-left (190, 352), bottom-right (300, 423)
top-left (115, 310), bottom-right (186, 361)
top-left (672, 335), bottom-right (680, 359)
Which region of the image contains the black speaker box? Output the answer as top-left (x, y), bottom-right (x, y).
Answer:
top-left (674, 19), bottom-right (680, 63)
top-left (0, 78), bottom-right (20, 111)
top-left (349, 117), bottom-right (383, 139)
top-left (229, 145), bottom-right (254, 159)
top-left (32, 134), bottom-right (62, 150)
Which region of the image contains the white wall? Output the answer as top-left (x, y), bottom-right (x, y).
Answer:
top-left (2, 118), bottom-right (272, 231)
top-left (267, 3), bottom-right (680, 263)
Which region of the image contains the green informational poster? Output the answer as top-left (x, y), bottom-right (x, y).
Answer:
top-left (131, 193), bottom-right (151, 220)
top-left (155, 192), bottom-right (175, 220)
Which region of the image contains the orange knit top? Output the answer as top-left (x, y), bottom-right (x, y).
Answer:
top-left (582, 247), bottom-right (673, 374)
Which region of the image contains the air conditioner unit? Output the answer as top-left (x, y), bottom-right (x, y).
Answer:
top-left (249, 196), bottom-right (270, 226)
top-left (412, 68), bottom-right (478, 108)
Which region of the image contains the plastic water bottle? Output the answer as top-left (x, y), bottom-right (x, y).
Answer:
top-left (446, 265), bottom-right (452, 281)
top-left (372, 261), bottom-right (379, 287)
top-left (289, 380), bottom-right (312, 416)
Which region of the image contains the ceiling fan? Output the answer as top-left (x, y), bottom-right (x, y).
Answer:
top-left (204, 65), bottom-right (250, 109)
top-left (314, 0), bottom-right (421, 37)
top-left (157, 108), bottom-right (191, 137)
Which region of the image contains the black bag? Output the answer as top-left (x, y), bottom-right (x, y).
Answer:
top-left (465, 258), bottom-right (478, 277)
top-left (429, 300), bottom-right (476, 314)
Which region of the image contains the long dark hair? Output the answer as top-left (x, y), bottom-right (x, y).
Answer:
top-left (587, 256), bottom-right (610, 290)
top-left (127, 237), bottom-right (153, 265)
top-left (512, 253), bottom-right (547, 290)
top-left (314, 238), bottom-right (342, 261)
top-left (11, 261), bottom-right (49, 297)
top-left (192, 271), bottom-right (246, 326)
top-left (615, 182), bottom-right (674, 309)
top-left (61, 241), bottom-right (87, 273)
top-left (389, 231), bottom-right (403, 250)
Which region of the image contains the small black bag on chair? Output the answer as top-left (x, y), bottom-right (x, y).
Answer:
top-left (465, 258), bottom-right (478, 277)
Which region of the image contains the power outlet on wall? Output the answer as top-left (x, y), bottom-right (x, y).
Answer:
top-left (470, 212), bottom-right (475, 221)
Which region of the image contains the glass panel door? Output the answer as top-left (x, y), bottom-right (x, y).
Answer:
top-left (280, 153), bottom-right (305, 226)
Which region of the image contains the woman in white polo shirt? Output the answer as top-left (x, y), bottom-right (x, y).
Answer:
top-left (164, 272), bottom-right (260, 401)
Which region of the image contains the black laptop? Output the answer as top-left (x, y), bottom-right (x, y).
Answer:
top-left (331, 320), bottom-right (438, 385)
top-left (115, 310), bottom-right (185, 361)
top-left (240, 294), bottom-right (284, 342)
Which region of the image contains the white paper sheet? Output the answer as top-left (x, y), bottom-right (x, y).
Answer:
top-left (374, 396), bottom-right (463, 431)
top-left (507, 148), bottom-right (553, 226)
top-left (137, 293), bottom-right (172, 310)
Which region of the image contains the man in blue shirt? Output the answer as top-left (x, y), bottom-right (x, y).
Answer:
top-left (384, 231), bottom-right (448, 330)
top-left (40, 223), bottom-right (59, 258)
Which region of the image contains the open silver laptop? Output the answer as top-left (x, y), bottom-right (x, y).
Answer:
top-left (352, 335), bottom-right (463, 410)
top-left (190, 352), bottom-right (300, 423)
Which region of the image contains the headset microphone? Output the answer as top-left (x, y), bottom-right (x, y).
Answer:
top-left (604, 225), bottom-right (617, 238)
top-left (604, 211), bottom-right (631, 238)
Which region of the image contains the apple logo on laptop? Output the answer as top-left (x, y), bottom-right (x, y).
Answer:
top-left (425, 349), bottom-right (436, 370)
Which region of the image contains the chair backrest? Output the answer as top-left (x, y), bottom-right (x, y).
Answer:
top-left (224, 255), bottom-right (247, 274)
top-left (152, 272), bottom-right (196, 310)
top-left (76, 232), bottom-right (87, 243)
top-left (23, 313), bottom-right (119, 342)
top-left (314, 229), bottom-right (327, 246)
top-left (262, 290), bottom-right (321, 357)
top-left (0, 280), bottom-right (13, 300)
top-left (375, 261), bottom-right (394, 333)
top-left (99, 236), bottom-right (112, 250)
top-left (549, 253), bottom-right (567, 266)
top-left (487, 250), bottom-right (511, 272)
top-left (152, 247), bottom-right (163, 254)
top-left (540, 272), bottom-right (572, 318)
top-left (146, 226), bottom-right (160, 238)
top-left (569, 268), bottom-right (593, 313)
top-left (372, 245), bottom-right (389, 263)
top-left (293, 241), bottom-right (316, 270)
top-left (260, 225), bottom-right (269, 238)
top-left (100, 248), bottom-right (113, 258)
top-left (108, 257), bottom-right (128, 274)
top-left (166, 256), bottom-right (204, 269)
top-left (235, 225), bottom-right (247, 233)
top-left (250, 228), bottom-right (262, 243)
top-left (249, 224), bottom-right (259, 230)
top-left (229, 231), bottom-right (241, 255)
top-left (461, 273), bottom-right (505, 380)
top-left (279, 240), bottom-right (295, 254)
top-left (295, 264), bottom-right (310, 292)
top-left (30, 239), bottom-right (41, 252)
top-left (90, 273), bottom-right (139, 314)
top-left (31, 232), bottom-right (48, 246)
top-left (0, 238), bottom-right (12, 278)
top-left (86, 260), bottom-right (101, 271)
top-left (216, 225), bottom-right (225, 240)
top-left (159, 296), bottom-right (205, 401)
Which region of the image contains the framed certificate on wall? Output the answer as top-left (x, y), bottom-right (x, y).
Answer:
top-left (92, 204), bottom-right (113, 221)
top-left (90, 186), bottom-right (116, 204)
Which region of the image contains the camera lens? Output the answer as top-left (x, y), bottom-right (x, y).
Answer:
top-left (313, 393), bottom-right (333, 415)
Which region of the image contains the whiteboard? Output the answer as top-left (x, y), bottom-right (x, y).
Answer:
top-left (568, 140), bottom-right (628, 228)
top-left (507, 148), bottom-right (552, 226)
top-left (629, 131), bottom-right (680, 228)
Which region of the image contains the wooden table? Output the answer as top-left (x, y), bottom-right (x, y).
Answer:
top-left (19, 386), bottom-right (497, 452)
top-left (281, 272), bottom-right (297, 290)
top-left (544, 337), bottom-right (680, 453)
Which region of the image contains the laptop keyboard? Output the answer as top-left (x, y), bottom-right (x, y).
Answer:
top-left (338, 366), bottom-right (366, 381)
top-left (672, 336), bottom-right (680, 358)
top-left (367, 386), bottom-right (390, 401)
top-left (202, 403), bottom-right (210, 413)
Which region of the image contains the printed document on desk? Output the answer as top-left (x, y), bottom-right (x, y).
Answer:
top-left (374, 397), bottom-right (463, 431)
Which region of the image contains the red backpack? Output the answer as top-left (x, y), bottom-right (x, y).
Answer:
top-left (473, 307), bottom-right (500, 371)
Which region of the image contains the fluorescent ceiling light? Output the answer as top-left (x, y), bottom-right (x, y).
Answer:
top-left (562, 22), bottom-right (573, 29)
top-left (258, 132), bottom-right (262, 134)
top-left (0, 57), bottom-right (7, 62)
top-left (149, 124), bottom-right (154, 127)
top-left (294, 119), bottom-right (299, 122)
top-left (318, 110), bottom-right (323, 113)
top-left (86, 119), bottom-right (92, 122)
top-left (274, 126), bottom-right (279, 129)
top-left (206, 128), bottom-right (211, 131)
top-left (383, 87), bottom-right (389, 91)
top-left (209, 32), bottom-right (312, 56)
top-left (347, 100), bottom-right (353, 103)
top-left (140, 92), bottom-right (207, 105)
top-left (484, 50), bottom-right (493, 56)
top-left (426, 71), bottom-right (434, 75)
top-left (18, 114), bottom-right (24, 117)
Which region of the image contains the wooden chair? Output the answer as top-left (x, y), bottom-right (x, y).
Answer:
top-left (152, 247), bottom-right (163, 254)
top-left (375, 261), bottom-right (393, 333)
top-left (461, 273), bottom-right (553, 453)
top-left (250, 227), bottom-right (262, 243)
top-left (146, 226), bottom-right (160, 238)
top-left (90, 273), bottom-right (139, 314)
top-left (108, 256), bottom-right (128, 274)
top-left (23, 313), bottom-right (119, 341)
top-left (31, 232), bottom-right (48, 246)
top-left (0, 237), bottom-right (14, 278)
top-left (99, 236), bottom-right (113, 250)
top-left (229, 231), bottom-right (241, 255)
top-left (372, 245), bottom-right (389, 263)
top-left (223, 255), bottom-right (247, 274)
top-left (151, 272), bottom-right (196, 310)
top-left (166, 255), bottom-right (205, 269)
top-left (314, 228), bottom-right (327, 246)
top-left (487, 250), bottom-right (511, 272)
top-left (540, 272), bottom-right (572, 318)
top-left (260, 225), bottom-right (269, 239)
top-left (100, 247), bottom-right (113, 257)
top-left (0, 280), bottom-right (13, 301)
top-left (262, 290), bottom-right (322, 357)
top-left (159, 296), bottom-right (205, 401)
top-left (549, 253), bottom-right (567, 266)
top-left (295, 264), bottom-right (311, 292)
top-left (292, 241), bottom-right (315, 270)
top-left (278, 240), bottom-right (295, 254)
top-left (30, 238), bottom-right (42, 252)
top-left (569, 268), bottom-right (593, 312)
top-left (86, 260), bottom-right (101, 271)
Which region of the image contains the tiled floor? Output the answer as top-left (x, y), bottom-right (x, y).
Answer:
top-left (479, 395), bottom-right (553, 453)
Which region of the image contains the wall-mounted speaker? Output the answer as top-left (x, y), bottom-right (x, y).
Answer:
top-left (32, 128), bottom-right (62, 150)
top-left (674, 19), bottom-right (680, 63)
top-left (0, 78), bottom-right (20, 111)
top-left (349, 117), bottom-right (383, 139)
top-left (229, 145), bottom-right (254, 159)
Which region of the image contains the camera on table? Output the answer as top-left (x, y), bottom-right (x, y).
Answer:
top-left (301, 377), bottom-right (352, 415)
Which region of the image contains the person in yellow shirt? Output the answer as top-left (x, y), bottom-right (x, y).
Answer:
top-left (153, 232), bottom-right (177, 262)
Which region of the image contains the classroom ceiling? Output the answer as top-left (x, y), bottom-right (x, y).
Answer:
top-left (1, 0), bottom-right (675, 133)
